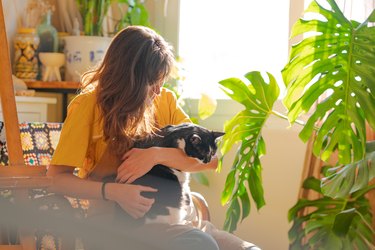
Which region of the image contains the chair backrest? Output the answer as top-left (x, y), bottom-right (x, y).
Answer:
top-left (0, 122), bottom-right (63, 166)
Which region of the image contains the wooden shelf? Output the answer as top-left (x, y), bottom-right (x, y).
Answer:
top-left (24, 81), bottom-right (81, 120)
top-left (25, 81), bottom-right (81, 90)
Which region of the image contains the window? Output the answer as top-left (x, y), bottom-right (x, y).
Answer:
top-left (178, 0), bottom-right (291, 98)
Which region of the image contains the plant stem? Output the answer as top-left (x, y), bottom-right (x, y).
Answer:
top-left (271, 110), bottom-right (306, 126)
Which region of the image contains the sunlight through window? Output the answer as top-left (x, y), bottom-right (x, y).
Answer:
top-left (178, 0), bottom-right (290, 98)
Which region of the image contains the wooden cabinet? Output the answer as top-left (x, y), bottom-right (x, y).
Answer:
top-left (0, 96), bottom-right (57, 122)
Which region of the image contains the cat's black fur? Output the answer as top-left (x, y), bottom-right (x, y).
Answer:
top-left (108, 123), bottom-right (224, 226)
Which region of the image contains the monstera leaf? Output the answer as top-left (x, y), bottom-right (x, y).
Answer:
top-left (218, 71), bottom-right (279, 232)
top-left (321, 141), bottom-right (375, 198)
top-left (288, 177), bottom-right (374, 250)
top-left (282, 0), bottom-right (375, 164)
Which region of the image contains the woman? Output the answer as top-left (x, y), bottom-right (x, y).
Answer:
top-left (47, 26), bottom-right (259, 250)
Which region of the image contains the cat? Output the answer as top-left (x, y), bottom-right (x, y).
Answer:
top-left (105, 123), bottom-right (224, 226)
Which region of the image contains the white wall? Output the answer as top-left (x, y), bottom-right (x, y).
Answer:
top-left (185, 99), bottom-right (307, 249)
top-left (2, 0), bottom-right (27, 66)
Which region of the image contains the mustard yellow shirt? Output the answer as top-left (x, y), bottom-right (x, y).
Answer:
top-left (50, 88), bottom-right (190, 178)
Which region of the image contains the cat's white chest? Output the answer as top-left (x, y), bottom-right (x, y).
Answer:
top-left (145, 170), bottom-right (191, 225)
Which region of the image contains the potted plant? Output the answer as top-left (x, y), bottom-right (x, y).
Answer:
top-left (217, 0), bottom-right (374, 248)
top-left (112, 0), bottom-right (151, 33)
top-left (64, 0), bottom-right (151, 81)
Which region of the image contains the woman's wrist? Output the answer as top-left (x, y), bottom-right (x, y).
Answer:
top-left (103, 182), bottom-right (117, 201)
top-left (149, 147), bottom-right (163, 164)
top-left (154, 147), bottom-right (175, 166)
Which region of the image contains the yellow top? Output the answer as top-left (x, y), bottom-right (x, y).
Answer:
top-left (50, 87), bottom-right (190, 178)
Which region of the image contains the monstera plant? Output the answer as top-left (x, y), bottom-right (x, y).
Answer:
top-left (218, 0), bottom-right (375, 248)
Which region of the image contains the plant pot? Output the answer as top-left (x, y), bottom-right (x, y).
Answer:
top-left (63, 36), bottom-right (112, 82)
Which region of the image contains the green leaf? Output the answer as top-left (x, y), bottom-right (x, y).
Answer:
top-left (302, 176), bottom-right (322, 193)
top-left (219, 78), bottom-right (257, 109)
top-left (282, 1), bottom-right (375, 164)
top-left (332, 208), bottom-right (356, 237)
top-left (288, 193), bottom-right (374, 249)
top-left (198, 93), bottom-right (217, 120)
top-left (191, 172), bottom-right (209, 186)
top-left (239, 187), bottom-right (251, 222)
top-left (223, 198), bottom-right (240, 233)
top-left (289, 166), bottom-right (374, 249)
top-left (221, 169), bottom-right (236, 205)
top-left (129, 3), bottom-right (150, 26)
top-left (219, 71), bottom-right (279, 231)
top-left (248, 157), bottom-right (265, 210)
top-left (321, 150), bottom-right (375, 198)
top-left (288, 197), bottom-right (344, 222)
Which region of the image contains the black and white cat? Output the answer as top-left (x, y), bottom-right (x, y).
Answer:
top-left (108, 123), bottom-right (224, 226)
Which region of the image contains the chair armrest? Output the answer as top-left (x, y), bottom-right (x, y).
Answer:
top-left (0, 176), bottom-right (52, 189)
top-left (191, 191), bottom-right (210, 226)
top-left (0, 165), bottom-right (47, 177)
top-left (0, 165), bottom-right (51, 190)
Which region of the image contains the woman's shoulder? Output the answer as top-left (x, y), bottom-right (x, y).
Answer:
top-left (69, 90), bottom-right (96, 108)
top-left (154, 88), bottom-right (178, 109)
top-left (159, 87), bottom-right (177, 101)
top-left (66, 90), bottom-right (97, 117)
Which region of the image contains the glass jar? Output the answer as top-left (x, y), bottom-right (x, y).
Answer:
top-left (37, 10), bottom-right (58, 53)
top-left (13, 28), bottom-right (40, 81)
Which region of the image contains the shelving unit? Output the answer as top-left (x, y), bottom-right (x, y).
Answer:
top-left (25, 81), bottom-right (81, 120)
top-left (25, 81), bottom-right (80, 89)
top-left (0, 96), bottom-right (57, 122)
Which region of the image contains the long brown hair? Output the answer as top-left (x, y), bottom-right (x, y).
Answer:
top-left (81, 26), bottom-right (175, 155)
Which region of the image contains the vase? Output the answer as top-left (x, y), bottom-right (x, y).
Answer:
top-left (13, 28), bottom-right (40, 81)
top-left (63, 36), bottom-right (112, 82)
top-left (37, 10), bottom-right (58, 53)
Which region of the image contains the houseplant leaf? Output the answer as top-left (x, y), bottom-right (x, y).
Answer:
top-left (288, 176), bottom-right (374, 249)
top-left (321, 141), bottom-right (375, 198)
top-left (191, 172), bottom-right (209, 186)
top-left (282, 0), bottom-right (375, 164)
top-left (219, 71), bottom-right (279, 232)
top-left (198, 93), bottom-right (217, 120)
top-left (77, 0), bottom-right (111, 36)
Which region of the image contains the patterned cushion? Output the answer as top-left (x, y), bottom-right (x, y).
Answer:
top-left (0, 121), bottom-right (62, 166)
top-left (0, 121), bottom-right (89, 248)
top-left (0, 122), bottom-right (7, 165)
top-left (0, 121), bottom-right (88, 207)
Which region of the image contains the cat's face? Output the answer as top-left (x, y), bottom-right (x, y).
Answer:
top-left (175, 124), bottom-right (225, 163)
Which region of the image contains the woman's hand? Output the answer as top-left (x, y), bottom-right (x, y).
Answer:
top-left (116, 148), bottom-right (158, 184)
top-left (106, 182), bottom-right (157, 219)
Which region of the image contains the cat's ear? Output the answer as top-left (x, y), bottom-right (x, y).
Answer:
top-left (212, 131), bottom-right (225, 139)
top-left (190, 134), bottom-right (202, 145)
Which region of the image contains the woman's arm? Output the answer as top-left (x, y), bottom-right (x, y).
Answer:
top-left (116, 147), bottom-right (218, 183)
top-left (47, 165), bottom-right (157, 219)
